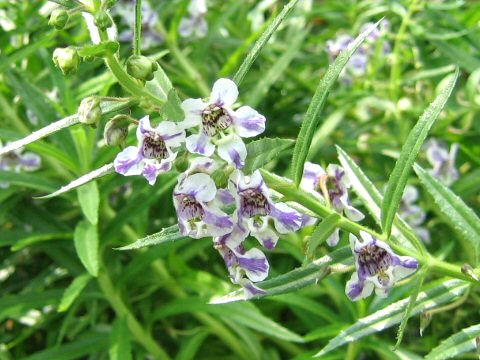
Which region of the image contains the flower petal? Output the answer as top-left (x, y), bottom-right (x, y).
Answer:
top-left (300, 162), bottom-right (325, 191)
top-left (19, 152), bottom-right (41, 171)
top-left (326, 228), bottom-right (340, 247)
top-left (243, 280), bottom-right (267, 299)
top-left (137, 115), bottom-right (154, 142)
top-left (155, 121), bottom-right (185, 147)
top-left (210, 78), bottom-right (238, 107)
top-left (343, 203), bottom-right (364, 222)
top-left (237, 248), bottom-right (269, 282)
top-left (345, 272), bottom-right (374, 301)
top-left (178, 172), bottom-right (216, 202)
top-left (114, 146), bottom-right (143, 176)
top-left (178, 16), bottom-right (194, 37)
top-left (181, 98), bottom-right (205, 128)
top-left (232, 106), bottom-right (266, 138)
top-left (251, 226), bottom-right (279, 250)
top-left (186, 133), bottom-right (215, 157)
top-left (202, 205), bottom-right (234, 235)
top-left (217, 135), bottom-right (247, 169)
top-left (270, 202), bottom-right (302, 234)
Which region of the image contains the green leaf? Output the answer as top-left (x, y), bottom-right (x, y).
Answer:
top-left (58, 273), bottom-right (92, 312)
top-left (425, 323), bottom-right (480, 360)
top-left (109, 318), bottom-right (132, 360)
top-left (175, 330), bottom-right (210, 360)
top-left (0, 290), bottom-right (63, 322)
top-left (233, 0), bottom-right (300, 86)
top-left (243, 138), bottom-right (295, 174)
top-left (78, 41), bottom-right (119, 58)
top-left (146, 66), bottom-right (174, 102)
top-left (77, 181), bottom-right (99, 225)
top-left (74, 221), bottom-right (99, 277)
top-left (314, 279), bottom-right (469, 357)
top-left (11, 232), bottom-right (72, 251)
top-left (0, 171), bottom-right (59, 193)
top-left (291, 19), bottom-right (383, 187)
top-left (415, 164), bottom-right (480, 265)
top-left (161, 88), bottom-right (184, 122)
top-left (381, 68), bottom-right (458, 238)
top-left (116, 225), bottom-right (185, 250)
top-left (306, 213), bottom-right (340, 261)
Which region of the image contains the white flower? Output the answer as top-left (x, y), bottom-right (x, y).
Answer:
top-left (178, 0), bottom-right (208, 38)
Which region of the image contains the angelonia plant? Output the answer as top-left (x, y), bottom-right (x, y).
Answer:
top-left (1, 0), bottom-right (479, 358)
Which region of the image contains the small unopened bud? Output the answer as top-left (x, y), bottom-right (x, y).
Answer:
top-left (94, 10), bottom-right (112, 31)
top-left (49, 9), bottom-right (69, 30)
top-left (211, 169), bottom-right (229, 188)
top-left (104, 114), bottom-right (131, 146)
top-left (126, 55), bottom-right (158, 82)
top-left (78, 97), bottom-right (102, 125)
top-left (420, 311), bottom-right (432, 336)
top-left (52, 47), bottom-right (79, 75)
top-left (174, 154), bottom-right (189, 173)
top-left (461, 263), bottom-right (479, 281)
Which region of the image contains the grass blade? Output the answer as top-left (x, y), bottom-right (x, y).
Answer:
top-left (425, 323), bottom-right (480, 360)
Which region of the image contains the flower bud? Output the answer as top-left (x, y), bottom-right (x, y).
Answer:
top-left (174, 154), bottom-right (189, 173)
top-left (126, 55), bottom-right (158, 82)
top-left (94, 10), bottom-right (113, 31)
top-left (104, 114), bottom-right (131, 146)
top-left (78, 97), bottom-right (102, 126)
top-left (49, 9), bottom-right (69, 30)
top-left (53, 47), bottom-right (80, 75)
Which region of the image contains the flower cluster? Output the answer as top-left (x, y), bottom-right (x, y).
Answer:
top-left (326, 20), bottom-right (390, 84)
top-left (179, 0), bottom-right (208, 39)
top-left (425, 138), bottom-right (459, 186)
top-left (114, 78), bottom-right (302, 296)
top-left (0, 142), bottom-right (41, 189)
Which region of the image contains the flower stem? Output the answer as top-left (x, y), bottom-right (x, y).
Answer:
top-left (134, 0), bottom-right (142, 56)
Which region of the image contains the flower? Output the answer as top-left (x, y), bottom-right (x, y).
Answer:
top-left (301, 162), bottom-right (364, 246)
top-left (425, 139), bottom-right (459, 186)
top-left (346, 231), bottom-right (418, 301)
top-left (181, 78), bottom-right (266, 169)
top-left (173, 172), bottom-right (233, 239)
top-left (228, 170), bottom-right (302, 249)
top-left (114, 116), bottom-right (185, 185)
top-left (399, 185), bottom-right (430, 244)
top-left (179, 0), bottom-right (208, 38)
top-left (0, 142), bottom-right (41, 188)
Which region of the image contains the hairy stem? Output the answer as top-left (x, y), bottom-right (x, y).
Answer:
top-left (134, 0), bottom-right (142, 56)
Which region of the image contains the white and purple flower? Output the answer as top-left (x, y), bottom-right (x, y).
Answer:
top-left (425, 138), bottom-right (459, 186)
top-left (301, 162), bottom-right (364, 246)
top-left (399, 185), bottom-right (430, 244)
top-left (0, 142), bottom-right (41, 189)
top-left (114, 116), bottom-right (185, 185)
top-left (228, 170), bottom-right (302, 250)
top-left (179, 0), bottom-right (208, 39)
top-left (181, 78), bottom-right (266, 169)
top-left (173, 172), bottom-right (233, 239)
top-left (346, 231), bottom-right (418, 301)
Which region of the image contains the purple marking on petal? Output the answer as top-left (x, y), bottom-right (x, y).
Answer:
top-left (115, 152), bottom-right (143, 175)
top-left (347, 281), bottom-right (365, 300)
top-left (263, 238), bottom-right (275, 250)
top-left (19, 155), bottom-right (40, 169)
top-left (162, 132), bottom-right (184, 141)
top-left (203, 210), bottom-right (233, 229)
top-left (238, 256), bottom-right (268, 274)
top-left (142, 164), bottom-right (158, 185)
top-left (270, 206), bottom-right (301, 231)
top-left (217, 189), bottom-right (235, 205)
top-left (392, 256), bottom-right (418, 269)
top-left (244, 282), bottom-right (267, 297)
top-left (229, 148), bottom-right (244, 169)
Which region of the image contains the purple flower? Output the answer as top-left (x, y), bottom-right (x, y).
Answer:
top-left (173, 172), bottom-right (233, 239)
top-left (0, 142), bottom-right (41, 189)
top-left (425, 139), bottom-right (459, 186)
top-left (346, 231), bottom-right (418, 301)
top-left (326, 34), bottom-right (354, 60)
top-left (179, 0), bottom-right (208, 38)
top-left (114, 116), bottom-right (185, 185)
top-left (181, 78), bottom-right (266, 169)
top-left (228, 170), bottom-right (302, 250)
top-left (399, 185), bottom-right (430, 244)
top-left (301, 162), bottom-right (364, 246)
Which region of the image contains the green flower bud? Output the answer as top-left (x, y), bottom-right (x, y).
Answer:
top-left (94, 10), bottom-right (112, 31)
top-left (52, 47), bottom-right (80, 75)
top-left (78, 97), bottom-right (102, 125)
top-left (49, 9), bottom-right (69, 30)
top-left (174, 154), bottom-right (189, 173)
top-left (103, 114), bottom-right (132, 146)
top-left (126, 55), bottom-right (158, 82)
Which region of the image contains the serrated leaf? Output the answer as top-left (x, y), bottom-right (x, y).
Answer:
top-left (425, 323), bottom-right (480, 360)
top-left (381, 68), bottom-right (459, 237)
top-left (78, 41), bottom-right (119, 58)
top-left (109, 318), bottom-right (132, 360)
top-left (77, 181), bottom-right (99, 225)
top-left (74, 221), bottom-right (99, 277)
top-left (306, 213), bottom-right (340, 260)
top-left (35, 163), bottom-right (114, 199)
top-left (58, 273), bottom-right (92, 312)
top-left (291, 19), bottom-right (383, 187)
top-left (415, 164), bottom-right (480, 265)
top-left (115, 225), bottom-right (185, 250)
top-left (243, 138), bottom-right (294, 174)
top-left (314, 279), bottom-right (469, 357)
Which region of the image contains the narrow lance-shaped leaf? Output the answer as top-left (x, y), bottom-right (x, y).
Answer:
top-left (243, 138), bottom-right (294, 174)
top-left (77, 181), bottom-right (99, 225)
top-left (74, 221), bottom-right (99, 277)
top-left (109, 318), bottom-right (133, 360)
top-left (425, 323), bottom-right (480, 360)
top-left (115, 225), bottom-right (186, 250)
top-left (291, 19), bottom-right (383, 187)
top-left (58, 273), bottom-right (92, 312)
top-left (381, 68), bottom-right (459, 238)
top-left (314, 279), bottom-right (469, 357)
top-left (415, 164), bottom-right (480, 265)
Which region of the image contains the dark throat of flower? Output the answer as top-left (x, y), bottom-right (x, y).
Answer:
top-left (143, 133), bottom-right (168, 159)
top-left (358, 244), bottom-right (392, 277)
top-left (240, 189), bottom-right (270, 218)
top-left (202, 105), bottom-right (232, 136)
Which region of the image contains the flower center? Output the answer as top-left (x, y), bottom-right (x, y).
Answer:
top-left (327, 171), bottom-right (344, 200)
top-left (240, 189), bottom-right (270, 217)
top-left (143, 132), bottom-right (168, 159)
top-left (176, 194), bottom-right (204, 221)
top-left (358, 244), bottom-right (392, 277)
top-left (202, 105), bottom-right (232, 136)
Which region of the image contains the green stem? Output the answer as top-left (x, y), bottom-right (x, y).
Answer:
top-left (134, 0), bottom-right (142, 56)
top-left (97, 271), bottom-right (171, 360)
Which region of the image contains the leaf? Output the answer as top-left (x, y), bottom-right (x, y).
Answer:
top-left (0, 171), bottom-right (59, 193)
top-left (109, 318), bottom-right (132, 360)
top-left (77, 181), bottom-right (99, 225)
top-left (243, 138), bottom-right (295, 174)
top-left (74, 221), bottom-right (99, 277)
top-left (160, 88), bottom-right (184, 122)
top-left (146, 66), bottom-right (174, 102)
top-left (11, 232), bottom-right (73, 251)
top-left (78, 41), bottom-right (119, 58)
top-left (175, 330), bottom-right (210, 360)
top-left (381, 68), bottom-right (459, 238)
top-left (0, 290), bottom-right (63, 322)
top-left (291, 19), bottom-right (383, 187)
top-left (211, 246), bottom-right (351, 303)
top-left (35, 163), bottom-right (114, 199)
top-left (115, 225), bottom-right (185, 250)
top-left (58, 273), bottom-right (92, 312)
top-left (425, 323), bottom-right (480, 360)
top-left (415, 164), bottom-right (480, 265)
top-left (233, 0), bottom-right (300, 86)
top-left (314, 279), bottom-right (469, 357)
top-left (306, 213), bottom-right (340, 260)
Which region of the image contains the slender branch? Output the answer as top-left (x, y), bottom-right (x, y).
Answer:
top-left (134, 0), bottom-right (142, 56)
